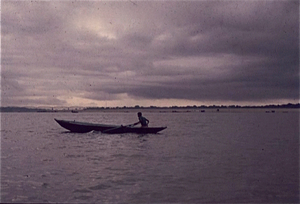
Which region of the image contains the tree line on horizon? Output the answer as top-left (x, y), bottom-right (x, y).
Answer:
top-left (0, 103), bottom-right (300, 112)
top-left (84, 103), bottom-right (300, 110)
top-left (1, 103), bottom-right (299, 112)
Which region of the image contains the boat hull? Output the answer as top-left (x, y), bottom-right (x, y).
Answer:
top-left (103, 126), bottom-right (167, 134)
top-left (54, 119), bottom-right (167, 134)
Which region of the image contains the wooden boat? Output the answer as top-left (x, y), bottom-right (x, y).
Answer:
top-left (54, 119), bottom-right (167, 134)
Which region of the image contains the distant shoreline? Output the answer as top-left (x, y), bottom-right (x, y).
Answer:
top-left (0, 103), bottom-right (299, 113)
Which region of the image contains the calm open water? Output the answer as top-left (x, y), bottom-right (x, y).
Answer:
top-left (1, 110), bottom-right (299, 203)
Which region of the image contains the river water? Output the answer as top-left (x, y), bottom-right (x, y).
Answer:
top-left (1, 110), bottom-right (299, 203)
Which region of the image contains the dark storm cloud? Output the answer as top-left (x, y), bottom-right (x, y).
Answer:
top-left (127, 1), bottom-right (299, 103)
top-left (1, 1), bottom-right (299, 107)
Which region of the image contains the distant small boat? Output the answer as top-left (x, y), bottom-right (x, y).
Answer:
top-left (71, 110), bottom-right (79, 113)
top-left (54, 119), bottom-right (167, 134)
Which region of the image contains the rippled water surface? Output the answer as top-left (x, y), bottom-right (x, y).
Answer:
top-left (1, 110), bottom-right (299, 203)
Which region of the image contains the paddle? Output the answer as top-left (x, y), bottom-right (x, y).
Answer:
top-left (102, 123), bottom-right (135, 134)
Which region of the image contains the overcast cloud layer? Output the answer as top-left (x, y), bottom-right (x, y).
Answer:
top-left (2, 0), bottom-right (299, 107)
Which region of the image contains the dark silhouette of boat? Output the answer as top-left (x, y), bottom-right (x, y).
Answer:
top-left (54, 119), bottom-right (167, 134)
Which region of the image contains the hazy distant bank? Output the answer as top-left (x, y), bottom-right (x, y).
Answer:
top-left (0, 103), bottom-right (299, 113)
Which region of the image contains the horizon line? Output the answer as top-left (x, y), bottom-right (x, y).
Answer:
top-left (1, 103), bottom-right (299, 110)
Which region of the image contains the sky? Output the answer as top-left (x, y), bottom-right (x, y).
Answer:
top-left (1, 0), bottom-right (299, 108)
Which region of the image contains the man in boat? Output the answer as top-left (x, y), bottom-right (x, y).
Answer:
top-left (133, 112), bottom-right (149, 127)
